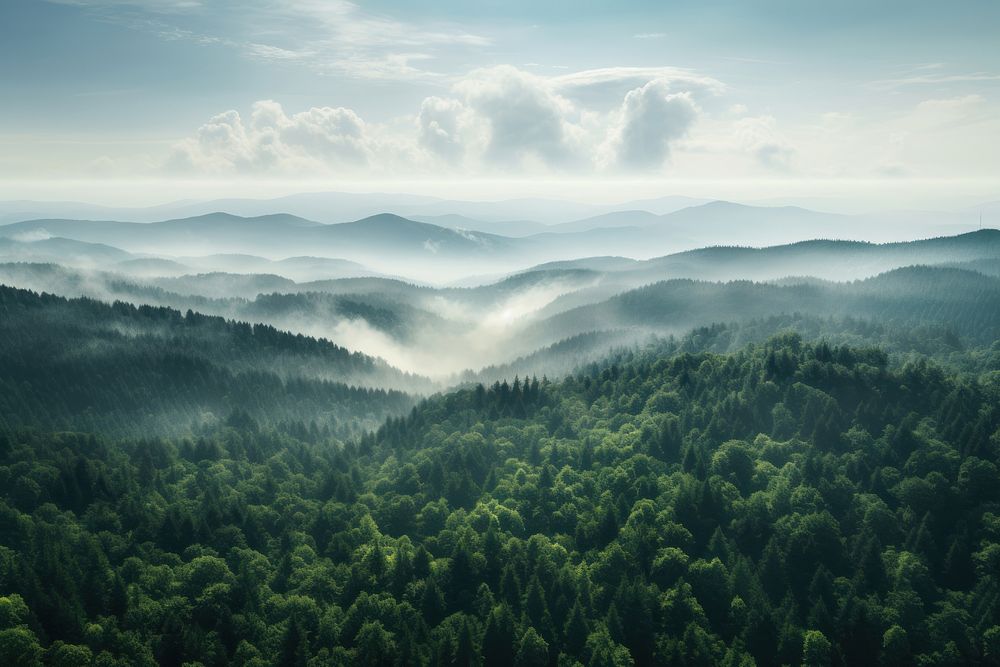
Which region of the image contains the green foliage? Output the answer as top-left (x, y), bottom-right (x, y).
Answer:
top-left (0, 284), bottom-right (417, 437)
top-left (2, 333), bottom-right (1000, 665)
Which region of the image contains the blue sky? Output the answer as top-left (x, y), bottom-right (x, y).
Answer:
top-left (2, 0), bottom-right (999, 205)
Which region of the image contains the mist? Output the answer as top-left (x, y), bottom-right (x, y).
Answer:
top-left (2, 200), bottom-right (997, 386)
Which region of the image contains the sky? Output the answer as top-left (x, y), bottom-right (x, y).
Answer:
top-left (2, 0), bottom-right (999, 208)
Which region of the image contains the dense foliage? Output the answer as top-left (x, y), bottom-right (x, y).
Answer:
top-left (532, 266), bottom-right (1000, 348)
top-left (0, 285), bottom-right (417, 437)
top-left (3, 333), bottom-right (1000, 666)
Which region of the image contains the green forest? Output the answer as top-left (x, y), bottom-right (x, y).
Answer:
top-left (0, 285), bottom-right (419, 438)
top-left (3, 0), bottom-right (1000, 661)
top-left (3, 310), bottom-right (1000, 664)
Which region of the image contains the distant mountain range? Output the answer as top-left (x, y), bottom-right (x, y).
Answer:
top-left (518, 264), bottom-right (1000, 352)
top-left (0, 201), bottom-right (987, 283)
top-left (2, 228), bottom-right (999, 379)
top-left (0, 192), bottom-right (711, 226)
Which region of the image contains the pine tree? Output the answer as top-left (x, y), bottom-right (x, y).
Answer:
top-left (421, 577), bottom-right (447, 626)
top-left (278, 619), bottom-right (310, 667)
top-left (482, 605), bottom-right (517, 667)
top-left (524, 575), bottom-right (555, 643)
top-left (454, 619), bottom-right (476, 667)
top-left (563, 599), bottom-right (589, 656)
top-left (514, 628), bottom-right (549, 667)
top-left (500, 565), bottom-right (523, 613)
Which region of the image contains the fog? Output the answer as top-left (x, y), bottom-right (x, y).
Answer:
top-left (1, 190), bottom-right (998, 392)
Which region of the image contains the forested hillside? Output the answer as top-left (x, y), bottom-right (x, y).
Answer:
top-left (2, 332), bottom-right (999, 665)
top-left (0, 285), bottom-right (421, 437)
top-left (528, 266), bottom-right (1000, 349)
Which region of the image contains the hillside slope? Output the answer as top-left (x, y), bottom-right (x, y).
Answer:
top-left (0, 285), bottom-right (424, 435)
top-left (1, 334), bottom-right (997, 664)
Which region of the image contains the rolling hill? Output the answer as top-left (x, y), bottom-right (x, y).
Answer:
top-left (0, 284), bottom-right (425, 436)
top-left (522, 265), bottom-right (1000, 350)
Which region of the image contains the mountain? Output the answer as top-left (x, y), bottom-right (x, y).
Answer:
top-left (408, 214), bottom-right (549, 237)
top-left (548, 209), bottom-right (665, 233)
top-left (635, 228), bottom-right (1000, 281)
top-left (7, 321), bottom-right (999, 665)
top-left (178, 254), bottom-right (378, 282)
top-left (4, 204), bottom-right (988, 285)
top-left (522, 264), bottom-right (1000, 349)
top-left (0, 284), bottom-right (423, 436)
top-left (507, 201), bottom-right (926, 261)
top-left (0, 212), bottom-right (321, 257)
top-left (318, 213), bottom-right (513, 255)
top-left (512, 228), bottom-right (1000, 285)
top-left (0, 193), bottom-right (716, 227)
top-left (0, 192), bottom-right (670, 226)
top-left (0, 212), bottom-right (517, 279)
top-left (114, 257), bottom-right (192, 277)
top-left (0, 192), bottom-right (441, 225)
top-left (521, 256), bottom-right (642, 272)
top-left (608, 194), bottom-right (712, 214)
top-left (0, 235), bottom-right (135, 266)
top-left (543, 200), bottom-right (977, 255)
top-left (942, 257), bottom-right (1000, 277)
top-left (3, 229), bottom-right (1000, 379)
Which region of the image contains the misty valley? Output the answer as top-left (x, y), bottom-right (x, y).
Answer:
top-left (1, 192), bottom-right (1000, 667)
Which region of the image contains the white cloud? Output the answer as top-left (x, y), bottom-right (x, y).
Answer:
top-left (868, 94), bottom-right (1000, 178)
top-left (908, 94), bottom-right (988, 129)
top-left (12, 229), bottom-right (54, 243)
top-left (45, 0), bottom-right (491, 81)
top-left (454, 65), bottom-right (585, 168)
top-left (869, 71), bottom-right (1000, 90)
top-left (552, 66), bottom-right (725, 108)
top-left (167, 65), bottom-right (734, 176)
top-left (604, 81), bottom-right (699, 170)
top-left (417, 97), bottom-right (469, 162)
top-left (167, 100), bottom-right (371, 174)
top-left (44, 0), bottom-right (202, 12)
top-left (733, 115), bottom-right (794, 170)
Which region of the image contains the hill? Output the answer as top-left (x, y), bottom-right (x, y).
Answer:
top-left (524, 264), bottom-right (1000, 349)
top-left (2, 332), bottom-right (998, 664)
top-left (0, 235), bottom-right (135, 266)
top-left (0, 284), bottom-right (426, 435)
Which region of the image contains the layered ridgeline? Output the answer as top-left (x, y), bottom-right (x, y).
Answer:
top-left (2, 208), bottom-right (1000, 664)
top-left (3, 239), bottom-right (1000, 378)
top-left (0, 285), bottom-right (425, 437)
top-left (0, 205), bottom-right (989, 282)
top-left (523, 265), bottom-right (1000, 351)
top-left (2, 333), bottom-right (999, 665)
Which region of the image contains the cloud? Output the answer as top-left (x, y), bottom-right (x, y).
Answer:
top-left (454, 66), bottom-right (584, 168)
top-left (869, 71), bottom-right (1000, 90)
top-left (551, 66), bottom-right (724, 108)
top-left (417, 97), bottom-right (469, 162)
top-left (12, 229), bottom-right (54, 243)
top-left (44, 0), bottom-right (202, 12)
top-left (908, 94), bottom-right (989, 129)
top-left (869, 94), bottom-right (1000, 178)
top-left (316, 53), bottom-right (440, 81)
top-left (167, 100), bottom-right (371, 174)
top-left (45, 0), bottom-right (491, 81)
top-left (168, 64), bottom-right (729, 176)
top-left (733, 115), bottom-right (794, 170)
top-left (604, 81), bottom-right (699, 170)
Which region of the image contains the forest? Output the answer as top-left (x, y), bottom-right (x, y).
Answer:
top-left (2, 317), bottom-right (1000, 665)
top-left (5, 0), bottom-right (1000, 661)
top-left (0, 284), bottom-right (420, 438)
